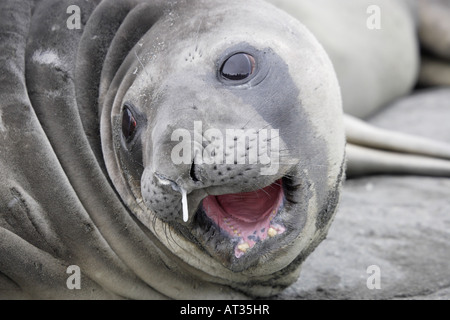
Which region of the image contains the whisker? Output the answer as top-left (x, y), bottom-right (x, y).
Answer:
top-left (267, 181), bottom-right (282, 189)
top-left (241, 109), bottom-right (263, 130)
top-left (248, 181), bottom-right (271, 199)
top-left (134, 50), bottom-right (149, 77)
top-left (151, 210), bottom-right (158, 232)
top-left (163, 222), bottom-right (172, 249)
top-left (257, 124), bottom-right (272, 134)
top-left (133, 159), bottom-right (145, 168)
top-left (167, 223), bottom-right (183, 250)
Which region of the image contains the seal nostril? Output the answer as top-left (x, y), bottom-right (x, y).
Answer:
top-left (190, 160), bottom-right (200, 182)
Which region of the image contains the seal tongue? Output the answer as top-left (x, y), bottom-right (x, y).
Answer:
top-left (215, 184), bottom-right (282, 222)
top-left (202, 180), bottom-right (285, 257)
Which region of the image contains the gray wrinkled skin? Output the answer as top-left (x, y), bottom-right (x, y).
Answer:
top-left (2, 0), bottom-right (449, 300)
top-left (0, 0), bottom-right (344, 299)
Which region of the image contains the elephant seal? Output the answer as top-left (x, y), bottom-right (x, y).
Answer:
top-left (1, 0), bottom-right (450, 300)
top-left (0, 0), bottom-right (344, 299)
top-left (100, 0), bottom-right (345, 286)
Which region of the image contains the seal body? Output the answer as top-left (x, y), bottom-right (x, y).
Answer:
top-left (101, 0), bottom-right (345, 290)
top-left (268, 0), bottom-right (450, 178)
top-left (267, 0), bottom-right (419, 118)
top-left (1, 0), bottom-right (449, 299)
top-left (0, 0), bottom-right (345, 299)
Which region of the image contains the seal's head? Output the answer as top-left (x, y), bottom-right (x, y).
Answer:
top-left (100, 0), bottom-right (345, 296)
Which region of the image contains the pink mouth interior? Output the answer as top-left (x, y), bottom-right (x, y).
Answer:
top-left (202, 180), bottom-right (285, 258)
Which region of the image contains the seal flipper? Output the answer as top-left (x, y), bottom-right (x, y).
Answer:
top-left (346, 144), bottom-right (450, 177)
top-left (344, 115), bottom-right (450, 177)
top-left (417, 0), bottom-right (450, 87)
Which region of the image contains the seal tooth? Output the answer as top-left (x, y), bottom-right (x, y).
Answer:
top-left (238, 243), bottom-right (250, 253)
top-left (268, 227), bottom-right (278, 238)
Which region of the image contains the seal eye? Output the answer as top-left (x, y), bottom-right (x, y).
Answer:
top-left (220, 53), bottom-right (256, 81)
top-left (122, 106), bottom-right (137, 142)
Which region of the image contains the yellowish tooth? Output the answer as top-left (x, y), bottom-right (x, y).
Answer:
top-left (268, 227), bottom-right (278, 238)
top-left (238, 243), bottom-right (250, 253)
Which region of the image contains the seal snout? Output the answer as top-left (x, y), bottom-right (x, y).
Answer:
top-left (141, 168), bottom-right (205, 224)
top-left (141, 160), bottom-right (281, 225)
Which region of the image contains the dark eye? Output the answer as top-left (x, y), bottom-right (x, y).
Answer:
top-left (122, 106), bottom-right (137, 141)
top-left (220, 53), bottom-right (256, 81)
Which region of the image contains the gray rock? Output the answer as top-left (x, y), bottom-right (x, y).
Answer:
top-left (278, 88), bottom-right (450, 300)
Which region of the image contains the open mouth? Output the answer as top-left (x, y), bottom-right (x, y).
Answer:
top-left (201, 180), bottom-right (285, 258)
top-left (185, 175), bottom-right (306, 271)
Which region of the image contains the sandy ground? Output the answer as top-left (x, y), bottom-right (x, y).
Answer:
top-left (277, 88), bottom-right (450, 300)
